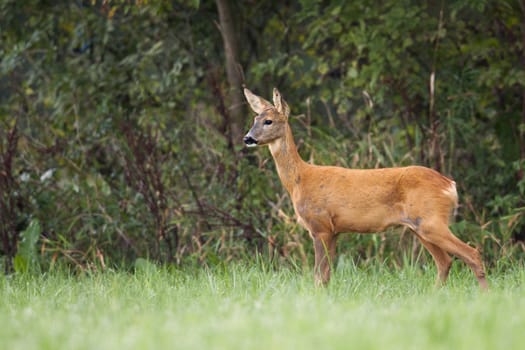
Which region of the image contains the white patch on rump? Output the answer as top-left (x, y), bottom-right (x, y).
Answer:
top-left (442, 181), bottom-right (457, 201)
top-left (442, 181), bottom-right (459, 217)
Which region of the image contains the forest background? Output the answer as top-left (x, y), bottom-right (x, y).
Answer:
top-left (1, 0), bottom-right (524, 274)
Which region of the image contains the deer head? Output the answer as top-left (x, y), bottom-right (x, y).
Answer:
top-left (243, 88), bottom-right (290, 147)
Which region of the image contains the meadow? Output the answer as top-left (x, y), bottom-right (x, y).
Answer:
top-left (1, 261), bottom-right (524, 350)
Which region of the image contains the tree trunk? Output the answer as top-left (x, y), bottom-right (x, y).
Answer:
top-left (0, 120), bottom-right (19, 273)
top-left (215, 0), bottom-right (244, 147)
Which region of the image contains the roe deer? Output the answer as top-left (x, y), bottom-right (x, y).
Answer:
top-left (243, 87), bottom-right (488, 290)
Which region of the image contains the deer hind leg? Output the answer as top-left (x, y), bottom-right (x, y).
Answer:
top-left (419, 222), bottom-right (488, 290)
top-left (312, 232), bottom-right (337, 287)
top-left (413, 232), bottom-right (452, 287)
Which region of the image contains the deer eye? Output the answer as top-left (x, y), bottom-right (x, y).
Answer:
top-left (263, 120), bottom-right (273, 125)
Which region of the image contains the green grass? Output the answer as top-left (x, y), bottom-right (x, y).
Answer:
top-left (1, 261), bottom-right (524, 350)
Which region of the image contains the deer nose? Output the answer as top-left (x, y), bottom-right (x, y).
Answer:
top-left (243, 135), bottom-right (258, 146)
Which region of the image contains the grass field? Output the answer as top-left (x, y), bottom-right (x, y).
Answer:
top-left (1, 261), bottom-right (524, 350)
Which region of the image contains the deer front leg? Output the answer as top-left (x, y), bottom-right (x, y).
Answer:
top-left (313, 232), bottom-right (337, 287)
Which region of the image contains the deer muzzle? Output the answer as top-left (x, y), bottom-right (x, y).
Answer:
top-left (243, 134), bottom-right (258, 147)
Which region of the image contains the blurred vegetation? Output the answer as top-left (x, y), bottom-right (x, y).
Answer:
top-left (1, 0), bottom-right (524, 273)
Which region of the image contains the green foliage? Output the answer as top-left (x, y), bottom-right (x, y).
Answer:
top-left (0, 0), bottom-right (524, 271)
top-left (13, 220), bottom-right (41, 274)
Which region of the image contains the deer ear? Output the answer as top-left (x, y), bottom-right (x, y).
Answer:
top-left (244, 87), bottom-right (272, 114)
top-left (273, 88), bottom-right (290, 118)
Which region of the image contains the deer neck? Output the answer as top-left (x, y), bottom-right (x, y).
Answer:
top-left (268, 124), bottom-right (306, 195)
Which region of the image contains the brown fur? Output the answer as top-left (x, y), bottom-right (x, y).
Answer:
top-left (243, 87), bottom-right (488, 290)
